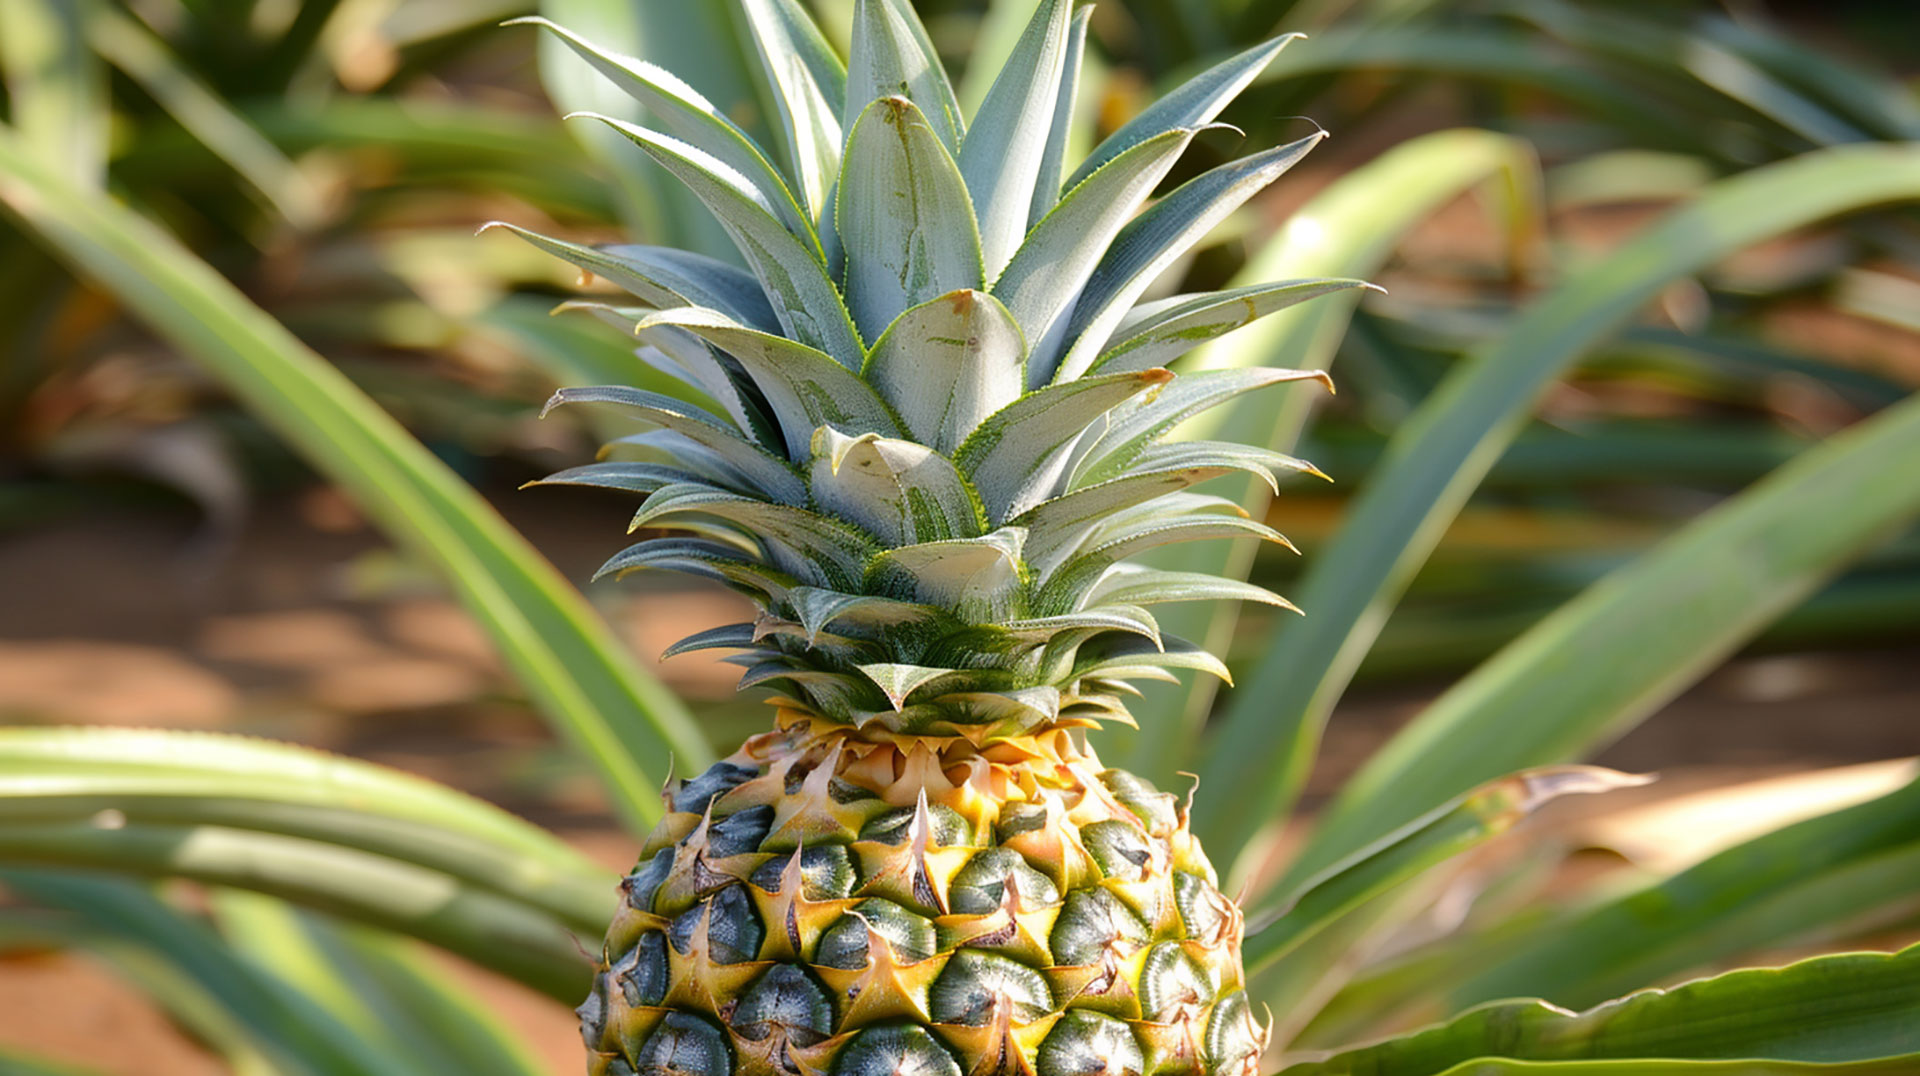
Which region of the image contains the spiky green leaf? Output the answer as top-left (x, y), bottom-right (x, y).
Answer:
top-left (1052, 134), bottom-right (1326, 383)
top-left (865, 289), bottom-right (1028, 455)
top-left (846, 0), bottom-right (965, 151)
top-left (957, 0), bottom-right (1075, 275)
top-left (837, 96), bottom-right (985, 341)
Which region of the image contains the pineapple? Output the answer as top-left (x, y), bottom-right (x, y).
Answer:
top-left (504, 3), bottom-right (1364, 1074)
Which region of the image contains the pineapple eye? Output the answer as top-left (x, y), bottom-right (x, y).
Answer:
top-left (993, 801), bottom-right (1049, 841)
top-left (948, 848), bottom-right (1061, 914)
top-left (1098, 770), bottom-right (1179, 836)
top-left (833, 1026), bottom-right (961, 1076)
top-left (749, 844), bottom-right (858, 900)
top-left (674, 761), bottom-right (760, 814)
top-left (1036, 1010), bottom-right (1146, 1076)
top-left (635, 1012), bottom-right (733, 1076)
top-left (860, 803), bottom-right (972, 846)
top-left (612, 931), bottom-right (669, 1007)
top-left (815, 898), bottom-right (937, 969)
top-left (1139, 942), bottom-right (1215, 1023)
top-left (623, 854), bottom-right (673, 913)
top-left (670, 885), bottom-right (767, 964)
top-left (1173, 871), bottom-right (1231, 946)
top-left (929, 950), bottom-right (1055, 1025)
top-left (730, 964), bottom-right (833, 1046)
top-left (1081, 820), bottom-right (1155, 881)
top-left (575, 977), bottom-right (608, 1050)
top-left (708, 805), bottom-right (776, 857)
top-left (1049, 887), bottom-right (1150, 966)
top-left (1205, 990), bottom-right (1264, 1074)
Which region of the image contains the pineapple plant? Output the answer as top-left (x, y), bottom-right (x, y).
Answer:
top-left (503, 2), bottom-right (1366, 1073)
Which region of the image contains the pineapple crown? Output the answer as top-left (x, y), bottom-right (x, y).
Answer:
top-left (500, 0), bottom-right (1366, 738)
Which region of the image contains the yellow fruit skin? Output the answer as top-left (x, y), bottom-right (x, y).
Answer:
top-left (580, 711), bottom-right (1263, 1076)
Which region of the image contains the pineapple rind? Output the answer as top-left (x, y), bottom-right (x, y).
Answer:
top-left (581, 717), bottom-right (1265, 1076)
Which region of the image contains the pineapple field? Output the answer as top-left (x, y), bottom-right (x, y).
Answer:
top-left (1, 1), bottom-right (1918, 1075)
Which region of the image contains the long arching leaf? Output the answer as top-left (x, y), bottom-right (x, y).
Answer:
top-left (1202, 143), bottom-right (1920, 877)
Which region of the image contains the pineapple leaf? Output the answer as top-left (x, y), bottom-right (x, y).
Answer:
top-left (1052, 133), bottom-right (1328, 383)
top-left (994, 128), bottom-right (1200, 386)
top-left (635, 307), bottom-right (901, 457)
top-left (508, 17), bottom-right (812, 243)
top-left (1086, 567), bottom-right (1297, 611)
top-left (526, 460), bottom-right (724, 496)
top-left (867, 528), bottom-right (1028, 621)
top-left (957, 0), bottom-right (1075, 276)
top-left (846, 0), bottom-right (965, 152)
top-left (545, 385), bottom-right (806, 503)
top-left (1072, 634), bottom-right (1233, 686)
top-left (1002, 604), bottom-right (1163, 647)
top-left (576, 114), bottom-right (867, 365)
top-left (787, 586), bottom-right (941, 641)
top-left (661, 623), bottom-right (759, 659)
top-left (480, 224), bottom-right (781, 333)
top-left (636, 323), bottom-right (784, 451)
top-left (955, 368), bottom-right (1175, 525)
top-left (865, 289), bottom-right (1028, 455)
top-left (597, 536), bottom-right (798, 604)
top-left (1019, 453), bottom-right (1297, 574)
top-left (857, 663), bottom-right (974, 709)
top-left (1074, 367), bottom-right (1334, 486)
top-left (736, 0), bottom-right (847, 231)
top-left (1029, 6), bottom-right (1093, 229)
top-left (837, 97), bottom-right (986, 342)
top-left (1089, 278), bottom-right (1375, 376)
top-left (631, 483), bottom-right (877, 588)
top-left (809, 428), bottom-right (986, 547)
top-left (1039, 513), bottom-right (1292, 614)
top-left (1065, 33), bottom-right (1304, 190)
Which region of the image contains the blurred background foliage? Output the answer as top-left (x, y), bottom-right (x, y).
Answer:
top-left (0, 0), bottom-right (1917, 1072)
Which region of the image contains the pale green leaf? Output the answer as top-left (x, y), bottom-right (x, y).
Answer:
top-left (546, 384), bottom-right (807, 502)
top-left (1029, 6), bottom-right (1092, 229)
top-left (996, 128), bottom-right (1199, 385)
top-left (1089, 279), bottom-right (1375, 376)
top-left (634, 306), bottom-right (902, 456)
top-left (1098, 129), bottom-right (1541, 787)
top-left (958, 0), bottom-right (1075, 276)
top-left (837, 96), bottom-right (985, 341)
top-left (630, 483), bottom-right (877, 588)
top-left (481, 222), bottom-right (781, 332)
top-left (956, 368), bottom-right (1175, 525)
top-left (1066, 33), bottom-right (1302, 190)
top-left (1050, 133), bottom-right (1326, 383)
top-left (809, 428), bottom-right (985, 546)
top-left (846, 0), bottom-right (965, 151)
top-left (868, 528), bottom-right (1028, 621)
top-left (508, 16), bottom-right (811, 240)
top-left (737, 0), bottom-right (846, 229)
top-left (865, 289), bottom-right (1028, 455)
top-left (577, 113), bottom-right (868, 365)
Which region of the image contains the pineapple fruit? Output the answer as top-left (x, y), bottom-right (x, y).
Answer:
top-left (505, 2), bottom-right (1365, 1074)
